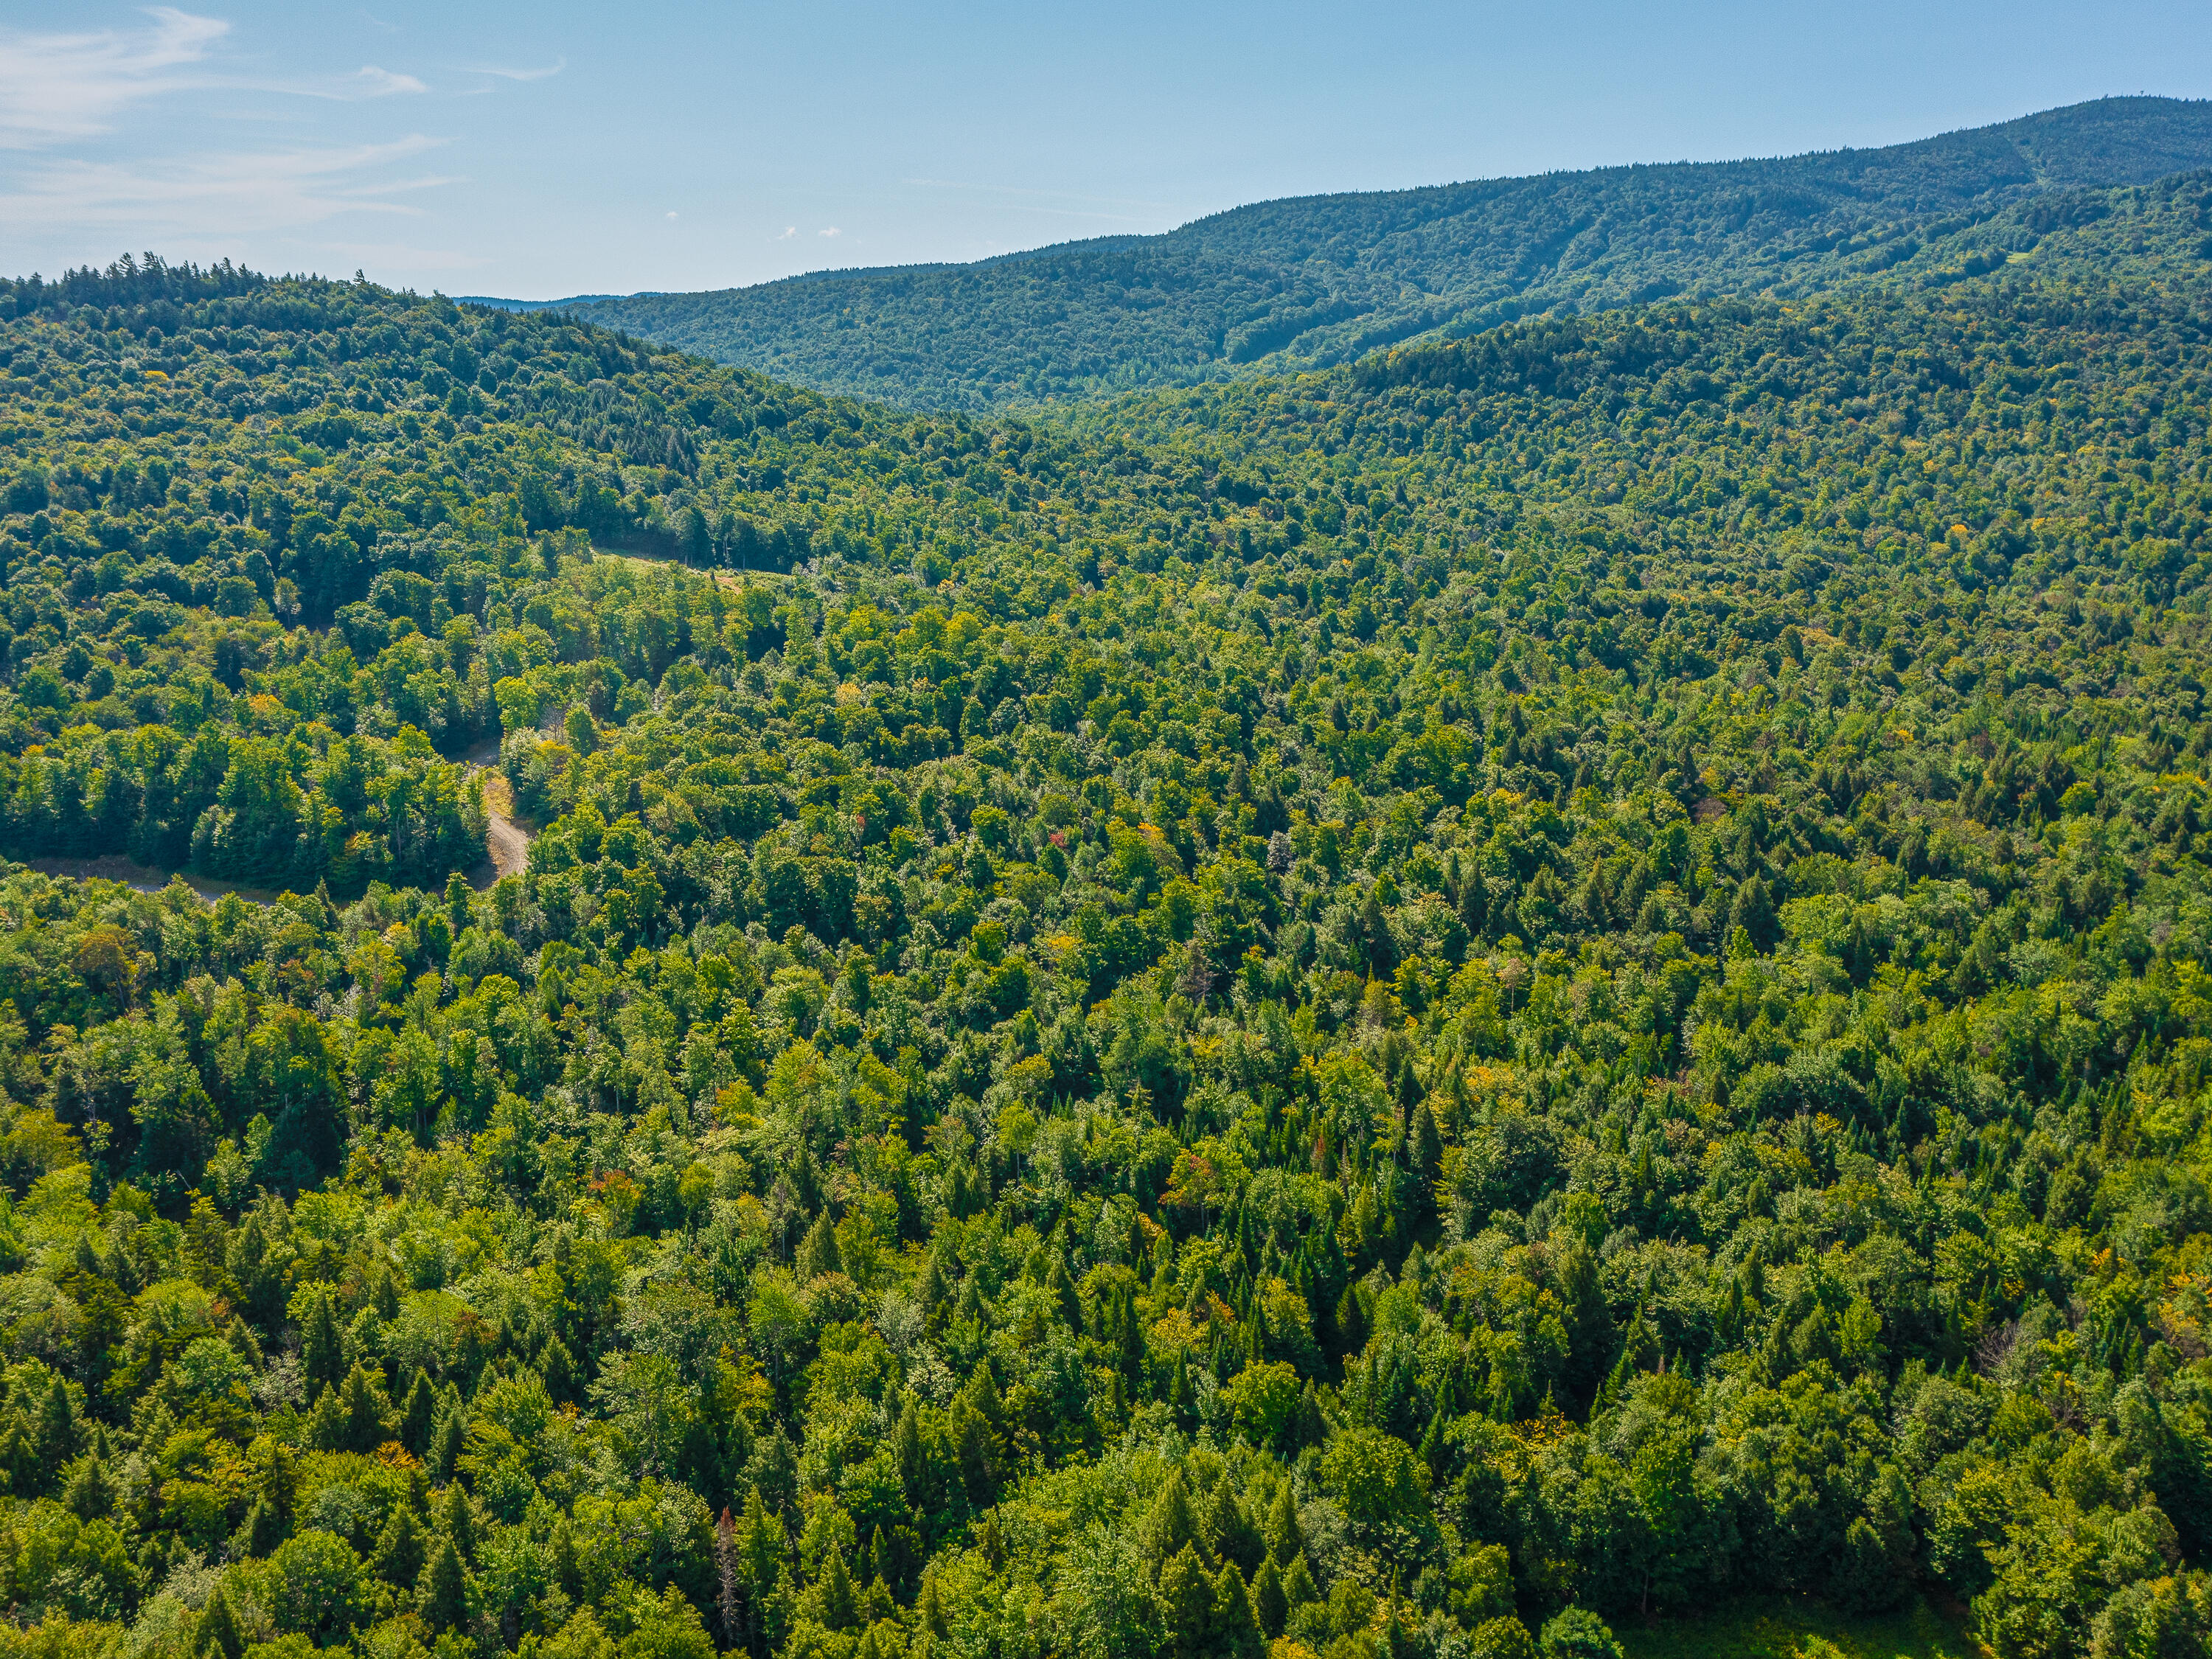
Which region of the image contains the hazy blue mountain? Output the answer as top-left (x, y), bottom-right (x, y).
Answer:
top-left (477, 97), bottom-right (2212, 410)
top-left (456, 293), bottom-right (660, 310)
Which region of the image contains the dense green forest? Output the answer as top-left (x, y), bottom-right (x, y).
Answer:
top-left (7, 156), bottom-right (2212, 1659)
top-left (507, 97), bottom-right (2212, 411)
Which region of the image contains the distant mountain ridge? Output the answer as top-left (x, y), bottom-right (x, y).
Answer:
top-left (458, 293), bottom-right (661, 310)
top-left (476, 96), bottom-right (2212, 410)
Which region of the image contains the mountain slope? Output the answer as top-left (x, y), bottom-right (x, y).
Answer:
top-left (524, 96), bottom-right (2212, 410)
top-left (12, 199), bottom-right (2212, 1658)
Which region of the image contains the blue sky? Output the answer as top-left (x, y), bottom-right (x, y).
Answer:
top-left (3, 1), bottom-right (2208, 299)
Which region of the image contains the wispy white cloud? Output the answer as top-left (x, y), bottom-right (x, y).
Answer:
top-left (469, 58), bottom-right (563, 82)
top-left (0, 8), bottom-right (428, 153)
top-left (776, 226), bottom-right (796, 240)
top-left (352, 66), bottom-right (426, 97)
top-left (818, 226), bottom-right (841, 237)
top-left (666, 211), bottom-right (678, 220)
top-left (0, 6), bottom-right (227, 150)
top-left (0, 134), bottom-right (455, 240)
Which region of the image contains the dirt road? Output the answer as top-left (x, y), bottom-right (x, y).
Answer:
top-left (460, 737), bottom-right (534, 888)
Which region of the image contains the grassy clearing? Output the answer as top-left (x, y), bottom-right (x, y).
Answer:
top-left (1614, 1596), bottom-right (1984, 1659)
top-left (588, 543), bottom-right (793, 591)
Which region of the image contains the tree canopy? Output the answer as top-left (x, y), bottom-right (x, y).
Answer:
top-left (4, 171), bottom-right (2212, 1659)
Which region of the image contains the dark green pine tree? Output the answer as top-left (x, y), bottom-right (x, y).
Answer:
top-left (400, 1368), bottom-right (437, 1454)
top-left (1119, 1289), bottom-right (1147, 1384)
top-left (260, 1439), bottom-right (297, 1520)
top-left (1411, 1101), bottom-right (1442, 1186)
top-left (197, 1585), bottom-right (245, 1659)
top-left (1252, 1556), bottom-right (1287, 1638)
top-left (1283, 1555), bottom-right (1320, 1616)
top-left (242, 1498), bottom-right (288, 1558)
top-left (1265, 1481), bottom-right (1304, 1565)
top-left (301, 1289), bottom-right (343, 1399)
top-left (916, 1250), bottom-right (950, 1323)
top-left (796, 1210), bottom-right (842, 1280)
top-left (1458, 863), bottom-right (1489, 941)
top-left (419, 1537), bottom-right (467, 1632)
top-left (1169, 1346), bottom-right (1195, 1419)
top-left (35, 1377), bottom-right (77, 1470)
top-left (818, 1545), bottom-right (859, 1630)
top-left (61, 1453), bottom-right (116, 1521)
top-left (1418, 1402), bottom-right (1448, 1480)
top-left (1158, 1545), bottom-right (1212, 1652)
top-left (552, 1517), bottom-right (582, 1601)
top-left (338, 1363), bottom-right (387, 1454)
top-left (895, 1395), bottom-right (923, 1492)
top-left (1142, 1470), bottom-right (1203, 1573)
top-left (1204, 1477), bottom-right (1262, 1573)
top-left (429, 1388), bottom-right (466, 1480)
top-left (540, 1336), bottom-right (576, 1405)
top-left (1335, 1284), bottom-right (1368, 1357)
top-left (439, 1481), bottom-right (476, 1559)
top-left (1717, 1277), bottom-right (1745, 1345)
top-left (375, 1501), bottom-right (427, 1587)
top-left (1212, 1560), bottom-right (1263, 1659)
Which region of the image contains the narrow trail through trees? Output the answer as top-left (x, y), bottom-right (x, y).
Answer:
top-left (459, 735), bottom-right (534, 888)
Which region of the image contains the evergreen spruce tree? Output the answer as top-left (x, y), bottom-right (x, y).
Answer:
top-left (338, 1362), bottom-right (388, 1453)
top-left (1411, 1101), bottom-right (1442, 1184)
top-left (419, 1537), bottom-right (468, 1632)
top-left (1252, 1556), bottom-right (1287, 1637)
top-left (553, 1517), bottom-right (582, 1600)
top-left (1119, 1289), bottom-right (1147, 1384)
top-left (1204, 1477), bottom-right (1262, 1574)
top-left (302, 1289), bottom-right (343, 1399)
top-left (1335, 1284), bottom-right (1368, 1356)
top-left (305, 1385), bottom-right (346, 1453)
top-left (1419, 1402), bottom-right (1447, 1480)
top-left (896, 1394), bottom-right (923, 1492)
top-left (1158, 1545), bottom-right (1211, 1653)
top-left (1212, 1560), bottom-right (1262, 1659)
top-left (243, 1496), bottom-right (287, 1557)
top-left (375, 1501), bottom-right (427, 1587)
top-left (196, 1585), bottom-right (245, 1659)
top-left (1265, 1481), bottom-right (1305, 1565)
top-left (61, 1453), bottom-right (116, 1520)
top-left (819, 1545), bottom-right (859, 1630)
top-left (716, 1506), bottom-right (743, 1650)
top-left (35, 1378), bottom-right (77, 1487)
top-left (439, 1481), bottom-right (476, 1558)
top-left (429, 1388), bottom-right (466, 1480)
top-left (400, 1367), bottom-right (437, 1453)
top-left (540, 1335), bottom-right (577, 1404)
top-left (919, 1571), bottom-right (950, 1639)
top-left (740, 1487), bottom-right (782, 1599)
top-left (1142, 1470), bottom-right (1203, 1573)
top-left (796, 1211), bottom-right (841, 1280)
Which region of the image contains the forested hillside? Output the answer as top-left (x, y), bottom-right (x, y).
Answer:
top-left (7, 169), bottom-right (2212, 1659)
top-left (524, 97), bottom-right (2212, 411)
